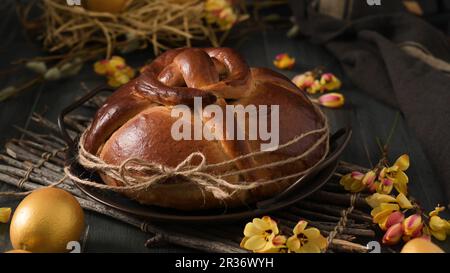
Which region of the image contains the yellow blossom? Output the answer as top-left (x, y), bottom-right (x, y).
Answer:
top-left (248, 235), bottom-right (288, 253)
top-left (340, 171), bottom-right (366, 193)
top-left (378, 154), bottom-right (409, 195)
top-left (292, 72), bottom-right (315, 91)
top-left (286, 220), bottom-right (327, 253)
top-left (108, 56), bottom-right (126, 72)
top-left (205, 0), bottom-right (238, 31)
top-left (319, 73), bottom-right (341, 91)
top-left (396, 193), bottom-right (413, 209)
top-left (292, 71), bottom-right (341, 94)
top-left (94, 56), bottom-right (125, 75)
top-left (366, 193), bottom-right (397, 208)
top-left (429, 206), bottom-right (445, 217)
top-left (403, 214), bottom-right (423, 238)
top-left (428, 216), bottom-right (450, 241)
top-left (382, 211), bottom-right (405, 231)
top-left (273, 54), bottom-right (295, 70)
top-left (292, 72), bottom-right (322, 94)
top-left (0, 208), bottom-right (11, 223)
top-left (362, 170), bottom-right (377, 190)
top-left (427, 207), bottom-right (450, 241)
top-left (94, 56), bottom-right (135, 88)
top-left (366, 192), bottom-right (412, 210)
top-left (93, 60), bottom-right (109, 75)
top-left (394, 154), bottom-right (410, 170)
top-left (240, 216), bottom-right (280, 253)
top-left (376, 177), bottom-right (394, 194)
top-left (371, 203), bottom-right (400, 230)
top-left (309, 80), bottom-right (323, 94)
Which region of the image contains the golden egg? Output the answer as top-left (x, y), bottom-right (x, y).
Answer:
top-left (401, 238), bottom-right (445, 253)
top-left (85, 0), bottom-right (130, 13)
top-left (9, 188), bottom-right (85, 253)
top-left (4, 249), bottom-right (31, 253)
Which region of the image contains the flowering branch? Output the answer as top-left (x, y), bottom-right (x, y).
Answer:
top-left (340, 153), bottom-right (450, 247)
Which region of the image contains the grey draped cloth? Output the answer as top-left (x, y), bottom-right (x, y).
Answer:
top-left (289, 0), bottom-right (450, 206)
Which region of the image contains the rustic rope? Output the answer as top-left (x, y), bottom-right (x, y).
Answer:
top-left (65, 106), bottom-right (330, 200)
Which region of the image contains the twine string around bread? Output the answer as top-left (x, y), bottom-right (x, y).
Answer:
top-left (65, 106), bottom-right (330, 200)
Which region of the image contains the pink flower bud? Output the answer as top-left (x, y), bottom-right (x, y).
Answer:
top-left (362, 171), bottom-right (376, 187)
top-left (383, 223), bottom-right (404, 245)
top-left (321, 73), bottom-right (333, 82)
top-left (382, 178), bottom-right (393, 186)
top-left (385, 211), bottom-right (405, 230)
top-left (403, 214), bottom-right (423, 237)
top-left (317, 93), bottom-right (345, 108)
top-left (368, 181), bottom-right (379, 193)
top-left (351, 171), bottom-right (365, 180)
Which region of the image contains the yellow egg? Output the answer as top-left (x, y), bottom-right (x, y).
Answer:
top-left (9, 188), bottom-right (84, 253)
top-left (85, 0), bottom-right (130, 13)
top-left (4, 249), bottom-right (31, 253)
top-left (401, 238), bottom-right (445, 253)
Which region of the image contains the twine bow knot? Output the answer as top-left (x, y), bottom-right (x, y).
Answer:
top-left (117, 152), bottom-right (218, 190)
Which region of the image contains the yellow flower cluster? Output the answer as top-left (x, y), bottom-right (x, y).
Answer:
top-left (205, 0), bottom-right (238, 31)
top-left (341, 153), bottom-right (450, 247)
top-left (273, 53), bottom-right (296, 70)
top-left (94, 56), bottom-right (135, 87)
top-left (292, 71), bottom-right (341, 94)
top-left (0, 208), bottom-right (11, 223)
top-left (367, 194), bottom-right (430, 245)
top-left (340, 154), bottom-right (409, 195)
top-left (240, 217), bottom-right (327, 253)
top-left (292, 70), bottom-right (344, 108)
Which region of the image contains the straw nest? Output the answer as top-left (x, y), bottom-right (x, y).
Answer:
top-left (29, 0), bottom-right (232, 57)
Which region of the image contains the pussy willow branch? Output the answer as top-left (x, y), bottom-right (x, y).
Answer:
top-left (1, 31), bottom-right (143, 102)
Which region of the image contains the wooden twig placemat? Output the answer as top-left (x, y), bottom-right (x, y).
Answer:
top-left (0, 94), bottom-right (384, 253)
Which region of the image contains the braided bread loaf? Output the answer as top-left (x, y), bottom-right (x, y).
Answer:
top-left (83, 47), bottom-right (328, 210)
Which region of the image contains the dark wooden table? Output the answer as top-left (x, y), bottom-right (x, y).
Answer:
top-left (1, 1), bottom-right (448, 252)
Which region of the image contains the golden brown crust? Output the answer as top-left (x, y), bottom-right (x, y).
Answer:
top-left (83, 47), bottom-right (327, 210)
